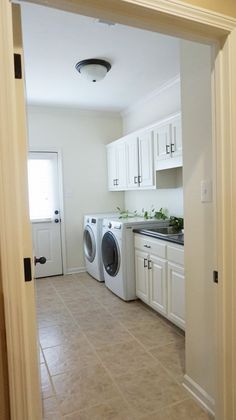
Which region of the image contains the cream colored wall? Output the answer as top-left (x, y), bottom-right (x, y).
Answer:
top-left (122, 77), bottom-right (181, 134)
top-left (180, 40), bottom-right (216, 401)
top-left (27, 105), bottom-right (124, 273)
top-left (182, 0), bottom-right (236, 18)
top-left (122, 78), bottom-right (183, 217)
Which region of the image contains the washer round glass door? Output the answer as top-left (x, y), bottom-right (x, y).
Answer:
top-left (83, 225), bottom-right (96, 262)
top-left (101, 231), bottom-right (120, 277)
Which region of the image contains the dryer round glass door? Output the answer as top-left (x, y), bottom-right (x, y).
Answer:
top-left (101, 231), bottom-right (120, 277)
top-left (83, 225), bottom-right (96, 262)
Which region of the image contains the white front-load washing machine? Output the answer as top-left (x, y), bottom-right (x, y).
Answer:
top-left (83, 213), bottom-right (117, 282)
top-left (101, 218), bottom-right (167, 300)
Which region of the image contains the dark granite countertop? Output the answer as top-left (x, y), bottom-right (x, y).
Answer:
top-left (133, 228), bottom-right (184, 246)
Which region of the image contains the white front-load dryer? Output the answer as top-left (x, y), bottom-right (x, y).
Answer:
top-left (83, 213), bottom-right (117, 282)
top-left (101, 218), bottom-right (166, 300)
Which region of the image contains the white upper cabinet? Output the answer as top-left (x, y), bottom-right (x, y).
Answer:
top-left (107, 141), bottom-right (126, 191)
top-left (171, 116), bottom-right (182, 158)
top-left (107, 145), bottom-right (117, 190)
top-left (154, 123), bottom-right (171, 162)
top-left (125, 130), bottom-right (155, 190)
top-left (138, 130), bottom-right (154, 188)
top-left (116, 141), bottom-right (127, 190)
top-left (106, 112), bottom-right (182, 191)
top-left (126, 135), bottom-right (139, 189)
top-left (154, 114), bottom-right (182, 170)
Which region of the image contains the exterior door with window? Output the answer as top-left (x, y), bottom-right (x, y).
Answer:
top-left (28, 152), bottom-right (63, 278)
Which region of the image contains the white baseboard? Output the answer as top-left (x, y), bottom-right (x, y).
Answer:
top-left (65, 267), bottom-right (86, 275)
top-left (183, 374), bottom-right (215, 417)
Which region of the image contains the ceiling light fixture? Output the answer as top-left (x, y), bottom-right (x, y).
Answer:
top-left (75, 59), bottom-right (111, 83)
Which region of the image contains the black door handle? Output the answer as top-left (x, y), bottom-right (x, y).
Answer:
top-left (34, 256), bottom-right (47, 266)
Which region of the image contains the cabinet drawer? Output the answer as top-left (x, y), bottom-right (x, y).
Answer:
top-left (134, 234), bottom-right (166, 259)
top-left (167, 244), bottom-right (184, 265)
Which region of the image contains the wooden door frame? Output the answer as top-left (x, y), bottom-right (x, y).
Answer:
top-left (1, 0), bottom-right (236, 419)
top-left (29, 148), bottom-right (67, 275)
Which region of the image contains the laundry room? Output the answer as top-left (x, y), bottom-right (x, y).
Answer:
top-left (18, 2), bottom-right (215, 419)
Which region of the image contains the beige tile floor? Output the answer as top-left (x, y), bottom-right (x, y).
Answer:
top-left (36, 273), bottom-right (213, 420)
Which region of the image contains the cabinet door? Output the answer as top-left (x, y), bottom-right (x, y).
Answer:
top-left (154, 123), bottom-right (171, 164)
top-left (149, 255), bottom-right (167, 316)
top-left (116, 142), bottom-right (127, 190)
top-left (168, 262), bottom-right (185, 330)
top-left (135, 250), bottom-right (149, 304)
top-left (171, 116), bottom-right (182, 158)
top-left (138, 130), bottom-right (155, 188)
top-left (107, 145), bottom-right (117, 191)
top-left (126, 136), bottom-right (139, 189)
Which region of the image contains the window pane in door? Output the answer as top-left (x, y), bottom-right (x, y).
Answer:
top-left (28, 159), bottom-right (54, 221)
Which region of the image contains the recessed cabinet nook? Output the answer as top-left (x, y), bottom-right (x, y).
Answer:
top-left (106, 112), bottom-right (182, 191)
top-left (134, 234), bottom-right (185, 330)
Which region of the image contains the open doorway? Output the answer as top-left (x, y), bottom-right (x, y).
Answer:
top-left (18, 1), bottom-right (214, 418)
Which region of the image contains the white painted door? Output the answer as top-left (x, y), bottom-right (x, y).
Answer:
top-left (126, 135), bottom-right (139, 189)
top-left (171, 116), bottom-right (182, 158)
top-left (149, 255), bottom-right (167, 316)
top-left (135, 249), bottom-right (149, 303)
top-left (28, 152), bottom-right (63, 278)
top-left (138, 130), bottom-right (154, 188)
top-left (168, 262), bottom-right (185, 330)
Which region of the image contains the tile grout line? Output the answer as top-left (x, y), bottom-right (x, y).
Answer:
top-left (37, 274), bottom-right (188, 418)
top-left (80, 279), bottom-right (187, 388)
top-left (40, 277), bottom-right (135, 417)
top-left (55, 276), bottom-right (187, 416)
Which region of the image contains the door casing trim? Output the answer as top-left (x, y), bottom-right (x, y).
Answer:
top-left (1, 1), bottom-right (236, 419)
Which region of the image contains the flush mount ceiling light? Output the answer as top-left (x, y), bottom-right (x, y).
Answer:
top-left (75, 59), bottom-right (111, 82)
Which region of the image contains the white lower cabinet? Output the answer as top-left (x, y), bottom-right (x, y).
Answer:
top-left (134, 234), bottom-right (185, 330)
top-left (168, 262), bottom-right (185, 330)
top-left (135, 250), bottom-right (149, 304)
top-left (149, 255), bottom-right (167, 316)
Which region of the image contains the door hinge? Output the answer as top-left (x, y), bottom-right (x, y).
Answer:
top-left (213, 270), bottom-right (218, 284)
top-left (24, 258), bottom-right (32, 282)
top-left (14, 53), bottom-right (22, 79)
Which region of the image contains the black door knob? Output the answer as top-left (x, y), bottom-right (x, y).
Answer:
top-left (34, 256), bottom-right (47, 266)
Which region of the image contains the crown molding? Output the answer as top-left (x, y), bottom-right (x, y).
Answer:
top-left (121, 74), bottom-right (180, 117)
top-left (124, 0), bottom-right (236, 32)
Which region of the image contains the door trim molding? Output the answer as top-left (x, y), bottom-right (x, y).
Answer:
top-left (1, 1), bottom-right (236, 420)
top-left (183, 374), bottom-right (215, 416)
top-left (29, 147), bottom-right (67, 275)
top-left (124, 0), bottom-right (236, 30)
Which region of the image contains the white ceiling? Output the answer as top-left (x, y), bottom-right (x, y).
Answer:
top-left (21, 3), bottom-right (180, 112)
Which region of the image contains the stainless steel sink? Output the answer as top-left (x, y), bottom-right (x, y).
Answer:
top-left (145, 226), bottom-right (181, 236)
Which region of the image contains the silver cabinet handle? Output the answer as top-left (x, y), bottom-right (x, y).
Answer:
top-left (166, 144), bottom-right (170, 154)
top-left (148, 260), bottom-right (152, 270)
top-left (171, 143), bottom-right (175, 153)
top-left (144, 244), bottom-right (151, 249)
top-left (144, 258), bottom-right (148, 268)
top-left (134, 176), bottom-right (138, 184)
